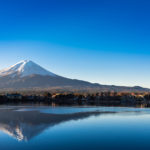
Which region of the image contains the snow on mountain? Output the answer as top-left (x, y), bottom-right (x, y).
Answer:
top-left (0, 60), bottom-right (56, 78)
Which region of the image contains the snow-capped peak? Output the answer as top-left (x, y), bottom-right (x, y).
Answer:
top-left (0, 60), bottom-right (56, 78)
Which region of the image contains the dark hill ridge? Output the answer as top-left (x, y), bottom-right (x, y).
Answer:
top-left (0, 60), bottom-right (149, 92)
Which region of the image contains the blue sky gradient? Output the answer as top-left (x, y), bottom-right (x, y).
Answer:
top-left (0, 0), bottom-right (150, 87)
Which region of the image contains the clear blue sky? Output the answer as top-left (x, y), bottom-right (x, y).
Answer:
top-left (0, 0), bottom-right (150, 88)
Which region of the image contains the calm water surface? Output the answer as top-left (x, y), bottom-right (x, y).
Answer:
top-left (0, 106), bottom-right (150, 150)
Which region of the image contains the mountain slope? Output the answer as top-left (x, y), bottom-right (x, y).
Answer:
top-left (0, 60), bottom-right (149, 92)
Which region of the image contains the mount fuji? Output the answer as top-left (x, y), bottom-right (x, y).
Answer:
top-left (0, 60), bottom-right (97, 90)
top-left (0, 60), bottom-right (149, 92)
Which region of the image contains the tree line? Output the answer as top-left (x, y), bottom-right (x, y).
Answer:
top-left (0, 91), bottom-right (150, 107)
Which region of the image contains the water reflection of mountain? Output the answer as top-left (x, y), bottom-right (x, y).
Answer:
top-left (0, 109), bottom-right (101, 141)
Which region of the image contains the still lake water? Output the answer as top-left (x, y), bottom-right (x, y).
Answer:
top-left (0, 106), bottom-right (150, 150)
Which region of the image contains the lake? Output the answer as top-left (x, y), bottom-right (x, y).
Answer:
top-left (0, 106), bottom-right (150, 150)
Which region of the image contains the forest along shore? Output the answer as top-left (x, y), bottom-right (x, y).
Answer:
top-left (0, 91), bottom-right (150, 107)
